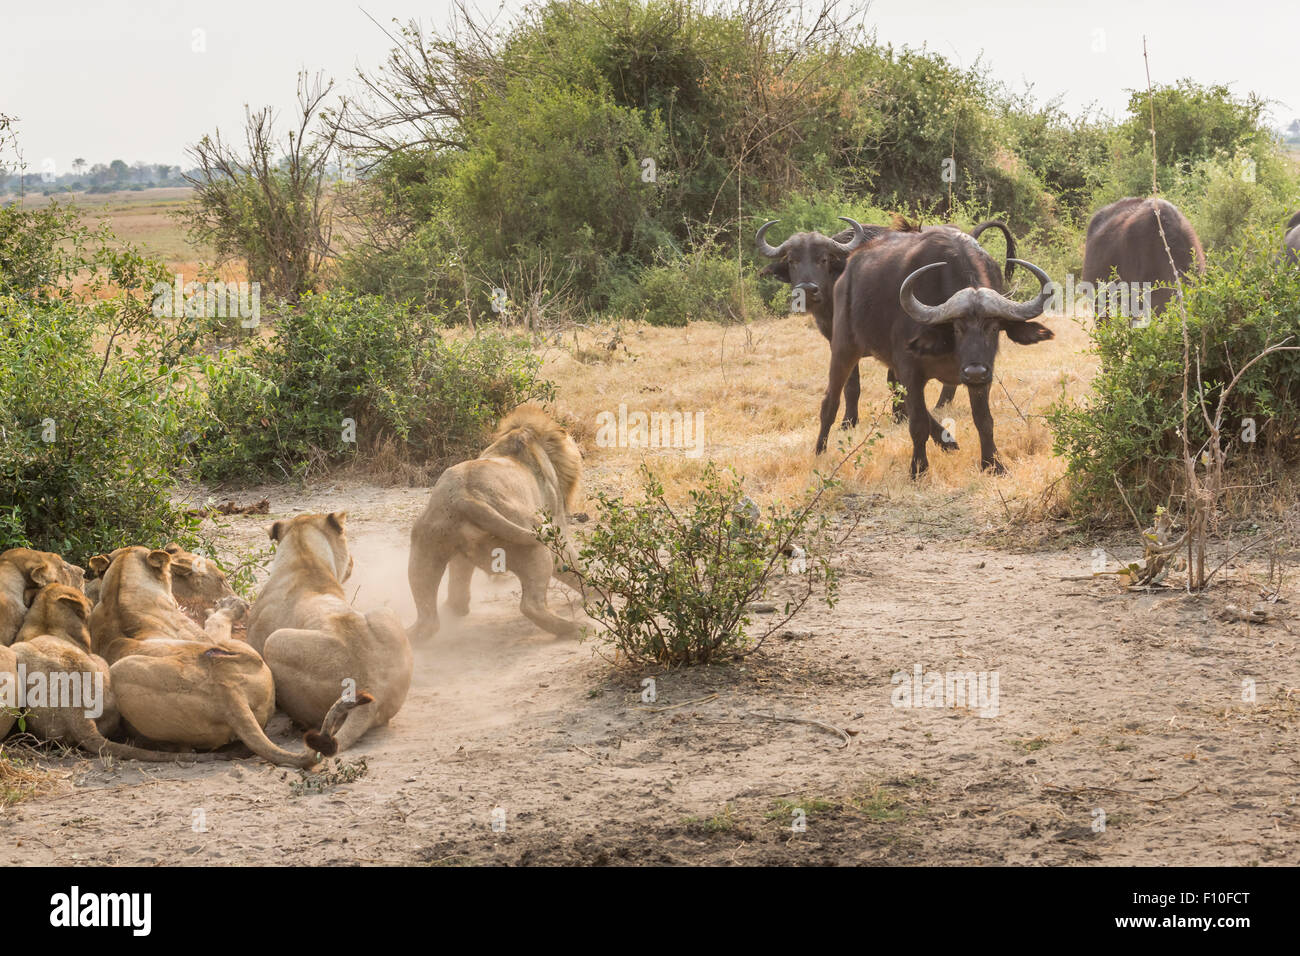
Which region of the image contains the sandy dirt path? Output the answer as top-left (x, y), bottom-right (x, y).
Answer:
top-left (2, 484), bottom-right (1297, 866)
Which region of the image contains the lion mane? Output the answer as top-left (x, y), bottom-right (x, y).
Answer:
top-left (484, 405), bottom-right (582, 514)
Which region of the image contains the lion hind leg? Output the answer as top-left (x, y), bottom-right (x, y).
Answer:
top-left (407, 529), bottom-right (450, 643)
top-left (515, 548), bottom-right (581, 638)
top-left (446, 556), bottom-right (474, 617)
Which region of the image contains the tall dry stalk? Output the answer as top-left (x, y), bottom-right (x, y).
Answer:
top-left (1141, 37), bottom-right (1297, 590)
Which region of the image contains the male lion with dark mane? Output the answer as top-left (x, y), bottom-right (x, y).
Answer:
top-left (407, 405), bottom-right (584, 640)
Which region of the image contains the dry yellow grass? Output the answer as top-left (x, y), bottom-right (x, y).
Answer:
top-left (0, 743), bottom-right (62, 806)
top-left (541, 307), bottom-right (1097, 525)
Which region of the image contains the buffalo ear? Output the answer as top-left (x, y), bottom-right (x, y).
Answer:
top-left (1002, 321), bottom-right (1053, 345)
top-left (146, 549), bottom-right (172, 571)
top-left (906, 326), bottom-right (955, 356)
top-left (88, 554), bottom-right (111, 575)
top-left (758, 260), bottom-right (790, 283)
top-left (327, 511), bottom-right (348, 534)
top-left (269, 520), bottom-right (287, 542)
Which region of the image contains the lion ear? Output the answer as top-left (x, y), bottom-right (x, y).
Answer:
top-left (88, 554), bottom-right (111, 575)
top-left (170, 556), bottom-right (194, 576)
top-left (164, 542), bottom-right (184, 555)
top-left (30, 563), bottom-right (57, 587)
top-left (327, 511), bottom-right (348, 533)
top-left (57, 592), bottom-right (90, 621)
top-left (269, 520), bottom-right (287, 542)
top-left (146, 549), bottom-right (172, 571)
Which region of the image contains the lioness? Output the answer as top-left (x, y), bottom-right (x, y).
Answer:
top-left (89, 546), bottom-right (352, 767)
top-left (4, 584), bottom-right (203, 761)
top-left (0, 644), bottom-right (15, 739)
top-left (1, 548), bottom-right (64, 646)
top-left (407, 405), bottom-right (585, 640)
top-left (245, 512), bottom-right (411, 753)
top-left (161, 543), bottom-right (248, 639)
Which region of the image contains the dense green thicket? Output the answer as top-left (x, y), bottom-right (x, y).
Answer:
top-left (328, 0), bottom-right (1298, 322)
top-left (197, 294), bottom-right (553, 482)
top-left (1048, 233), bottom-right (1300, 519)
top-left (0, 198), bottom-right (553, 557)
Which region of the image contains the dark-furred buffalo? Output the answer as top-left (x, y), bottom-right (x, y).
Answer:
top-left (758, 217), bottom-right (1017, 424)
top-left (1284, 211), bottom-right (1300, 266)
top-left (1082, 197), bottom-right (1205, 319)
top-left (815, 226), bottom-right (1052, 475)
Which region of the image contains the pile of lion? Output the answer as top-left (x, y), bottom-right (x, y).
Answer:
top-left (0, 406), bottom-right (582, 767)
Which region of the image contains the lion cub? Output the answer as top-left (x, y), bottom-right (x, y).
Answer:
top-left (245, 512), bottom-right (412, 754)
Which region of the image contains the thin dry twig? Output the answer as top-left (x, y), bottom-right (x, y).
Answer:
top-left (745, 710), bottom-right (851, 749)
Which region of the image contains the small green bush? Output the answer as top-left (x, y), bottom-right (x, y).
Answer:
top-left (542, 461), bottom-right (854, 666)
top-left (611, 254), bottom-right (764, 326)
top-left (196, 293), bottom-right (555, 483)
top-left (1048, 231), bottom-right (1300, 519)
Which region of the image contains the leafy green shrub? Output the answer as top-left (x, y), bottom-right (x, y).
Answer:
top-left (611, 254), bottom-right (765, 326)
top-left (196, 293), bottom-right (555, 483)
top-left (1047, 232), bottom-right (1300, 520)
top-left (0, 297), bottom-right (204, 562)
top-left (1121, 80), bottom-right (1270, 172)
top-left (541, 462), bottom-right (855, 666)
top-left (1183, 148), bottom-right (1300, 253)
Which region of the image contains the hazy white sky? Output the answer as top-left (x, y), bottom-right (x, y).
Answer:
top-left (1, 0), bottom-right (1296, 172)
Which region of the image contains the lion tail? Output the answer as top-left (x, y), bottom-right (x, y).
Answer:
top-left (303, 691), bottom-right (373, 755)
top-left (455, 498), bottom-right (548, 547)
top-left (73, 717), bottom-right (224, 763)
top-left (223, 693), bottom-right (323, 769)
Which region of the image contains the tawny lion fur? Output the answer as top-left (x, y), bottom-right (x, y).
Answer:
top-left (245, 511), bottom-right (412, 754)
top-left (88, 546), bottom-right (351, 767)
top-left (3, 584), bottom-right (205, 762)
top-left (407, 405), bottom-right (585, 640)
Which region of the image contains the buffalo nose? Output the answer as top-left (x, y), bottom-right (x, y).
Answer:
top-left (962, 364), bottom-right (990, 383)
top-left (793, 281), bottom-right (821, 298)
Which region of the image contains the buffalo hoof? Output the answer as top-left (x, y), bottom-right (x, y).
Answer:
top-left (939, 440), bottom-right (959, 453)
top-left (840, 418), bottom-right (857, 431)
top-left (909, 459), bottom-right (929, 479)
top-left (983, 459), bottom-right (1007, 476)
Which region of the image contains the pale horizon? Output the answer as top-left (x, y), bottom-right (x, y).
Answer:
top-left (2, 0), bottom-right (1297, 174)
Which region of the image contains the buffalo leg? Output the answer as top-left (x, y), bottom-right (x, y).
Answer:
top-left (935, 384), bottom-right (957, 409)
top-left (841, 363), bottom-right (861, 429)
top-left (968, 384), bottom-right (1004, 474)
top-left (816, 350), bottom-right (860, 454)
top-left (927, 409), bottom-right (960, 452)
top-left (904, 369), bottom-right (932, 477)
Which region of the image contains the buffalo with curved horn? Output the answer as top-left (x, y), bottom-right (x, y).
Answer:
top-left (814, 227), bottom-right (1053, 475)
top-left (758, 217), bottom-right (1018, 426)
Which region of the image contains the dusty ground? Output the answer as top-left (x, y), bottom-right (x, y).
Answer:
top-left (2, 476), bottom-right (1297, 866)
top-left (3, 310), bottom-right (1298, 865)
